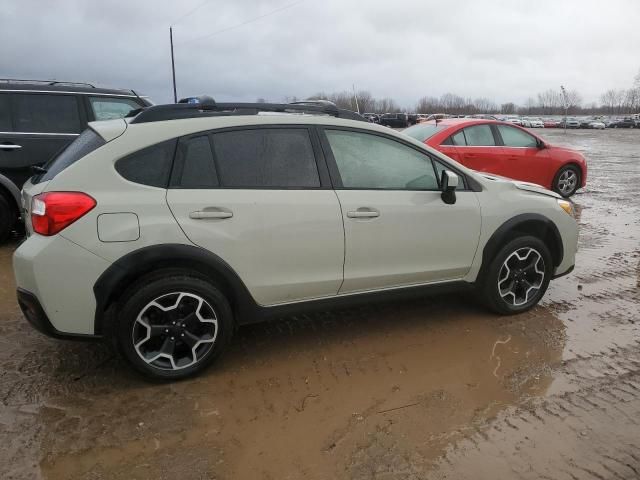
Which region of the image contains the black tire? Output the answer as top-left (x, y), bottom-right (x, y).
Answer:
top-left (114, 270), bottom-right (234, 380)
top-left (0, 194), bottom-right (16, 243)
top-left (479, 236), bottom-right (552, 315)
top-left (552, 165), bottom-right (581, 198)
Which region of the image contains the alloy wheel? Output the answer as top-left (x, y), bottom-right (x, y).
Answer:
top-left (557, 169), bottom-right (578, 196)
top-left (132, 292), bottom-right (218, 370)
top-left (497, 247), bottom-right (545, 307)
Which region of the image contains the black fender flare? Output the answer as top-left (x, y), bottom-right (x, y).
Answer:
top-left (478, 213), bottom-right (563, 281)
top-left (93, 243), bottom-right (259, 335)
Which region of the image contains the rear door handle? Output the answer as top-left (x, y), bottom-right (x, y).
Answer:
top-left (0, 144), bottom-right (21, 150)
top-left (347, 209), bottom-right (380, 219)
top-left (189, 210), bottom-right (233, 220)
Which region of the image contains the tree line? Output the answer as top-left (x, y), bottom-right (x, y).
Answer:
top-left (276, 69), bottom-right (640, 116)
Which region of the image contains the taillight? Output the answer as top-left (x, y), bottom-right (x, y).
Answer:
top-left (31, 192), bottom-right (96, 236)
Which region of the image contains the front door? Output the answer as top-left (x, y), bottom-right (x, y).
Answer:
top-left (166, 127), bottom-right (344, 306)
top-left (494, 124), bottom-right (551, 186)
top-left (320, 128), bottom-right (482, 294)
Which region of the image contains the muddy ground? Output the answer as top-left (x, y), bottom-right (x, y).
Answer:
top-left (1, 128), bottom-right (639, 480)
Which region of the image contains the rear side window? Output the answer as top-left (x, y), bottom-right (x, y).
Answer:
top-left (0, 94), bottom-right (11, 131)
top-left (115, 140), bottom-right (177, 188)
top-left (89, 97), bottom-right (142, 121)
top-left (211, 128), bottom-right (320, 188)
top-left (172, 136), bottom-right (219, 188)
top-left (12, 94), bottom-right (81, 133)
top-left (35, 129), bottom-right (106, 183)
top-left (462, 125), bottom-right (495, 146)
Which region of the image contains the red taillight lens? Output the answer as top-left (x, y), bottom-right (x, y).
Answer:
top-left (31, 192), bottom-right (96, 236)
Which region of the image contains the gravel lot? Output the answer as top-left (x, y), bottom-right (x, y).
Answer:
top-left (1, 128), bottom-right (639, 480)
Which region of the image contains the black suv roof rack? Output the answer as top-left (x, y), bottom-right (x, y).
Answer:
top-left (0, 78), bottom-right (96, 88)
top-left (128, 97), bottom-right (366, 124)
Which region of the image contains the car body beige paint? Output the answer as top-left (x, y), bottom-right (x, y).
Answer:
top-left (14, 113), bottom-right (578, 334)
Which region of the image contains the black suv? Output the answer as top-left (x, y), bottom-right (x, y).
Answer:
top-left (379, 113), bottom-right (409, 128)
top-left (0, 79), bottom-right (152, 241)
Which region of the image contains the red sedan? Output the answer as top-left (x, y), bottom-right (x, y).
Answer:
top-left (405, 119), bottom-right (587, 197)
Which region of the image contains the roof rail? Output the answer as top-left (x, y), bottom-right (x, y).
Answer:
top-left (128, 98), bottom-right (366, 124)
top-left (0, 78), bottom-right (96, 88)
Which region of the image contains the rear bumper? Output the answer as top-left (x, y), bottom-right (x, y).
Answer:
top-left (17, 288), bottom-right (100, 340)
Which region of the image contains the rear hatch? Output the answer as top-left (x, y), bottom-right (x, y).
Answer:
top-left (22, 121), bottom-right (123, 235)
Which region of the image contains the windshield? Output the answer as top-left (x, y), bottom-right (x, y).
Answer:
top-left (402, 123), bottom-right (445, 142)
top-left (32, 128), bottom-right (106, 184)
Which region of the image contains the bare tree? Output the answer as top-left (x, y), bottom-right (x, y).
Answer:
top-left (501, 102), bottom-right (516, 114)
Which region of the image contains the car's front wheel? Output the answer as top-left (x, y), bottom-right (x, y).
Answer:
top-left (114, 271), bottom-right (234, 380)
top-left (480, 236), bottom-right (552, 315)
top-left (553, 165), bottom-right (581, 197)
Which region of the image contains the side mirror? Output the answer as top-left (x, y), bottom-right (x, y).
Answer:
top-left (537, 139), bottom-right (546, 149)
top-left (441, 170), bottom-right (459, 205)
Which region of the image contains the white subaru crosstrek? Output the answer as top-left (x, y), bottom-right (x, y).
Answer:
top-left (13, 99), bottom-right (578, 380)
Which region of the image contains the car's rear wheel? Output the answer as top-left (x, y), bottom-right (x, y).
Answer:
top-left (115, 272), bottom-right (233, 380)
top-left (553, 165), bottom-right (581, 197)
top-left (480, 236), bottom-right (552, 315)
top-left (0, 194), bottom-right (16, 243)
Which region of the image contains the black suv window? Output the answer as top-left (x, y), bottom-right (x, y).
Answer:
top-left (12, 94), bottom-right (81, 133)
top-left (211, 128), bottom-right (320, 188)
top-left (115, 140), bottom-right (177, 188)
top-left (89, 97), bottom-right (142, 121)
top-left (0, 94), bottom-right (11, 131)
top-left (172, 135), bottom-right (219, 189)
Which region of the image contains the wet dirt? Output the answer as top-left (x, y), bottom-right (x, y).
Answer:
top-left (1, 128), bottom-right (639, 479)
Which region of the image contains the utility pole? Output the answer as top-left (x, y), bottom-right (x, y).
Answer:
top-left (170, 27), bottom-right (177, 103)
top-left (560, 85), bottom-right (568, 134)
top-left (352, 84), bottom-right (360, 113)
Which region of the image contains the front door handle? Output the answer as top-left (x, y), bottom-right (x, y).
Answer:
top-left (189, 210), bottom-right (233, 220)
top-left (347, 209), bottom-right (379, 219)
top-left (0, 144), bottom-right (22, 151)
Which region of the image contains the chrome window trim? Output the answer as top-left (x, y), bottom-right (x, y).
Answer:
top-left (0, 89), bottom-right (138, 98)
top-left (0, 131), bottom-right (79, 136)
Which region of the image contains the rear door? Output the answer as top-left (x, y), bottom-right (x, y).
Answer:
top-left (166, 126), bottom-right (345, 306)
top-left (450, 124), bottom-right (503, 173)
top-left (0, 93), bottom-right (83, 189)
top-left (494, 124), bottom-right (550, 185)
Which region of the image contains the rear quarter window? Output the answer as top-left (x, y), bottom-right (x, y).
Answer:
top-left (115, 140), bottom-right (177, 188)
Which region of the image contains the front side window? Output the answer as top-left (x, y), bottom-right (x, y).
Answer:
top-left (12, 94), bottom-right (81, 133)
top-left (325, 130), bottom-right (439, 190)
top-left (211, 128), bottom-right (320, 188)
top-left (90, 97), bottom-right (141, 121)
top-left (462, 125), bottom-right (495, 146)
top-left (496, 125), bottom-right (537, 148)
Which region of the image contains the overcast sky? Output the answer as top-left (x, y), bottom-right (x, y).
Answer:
top-left (2, 0), bottom-right (639, 107)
